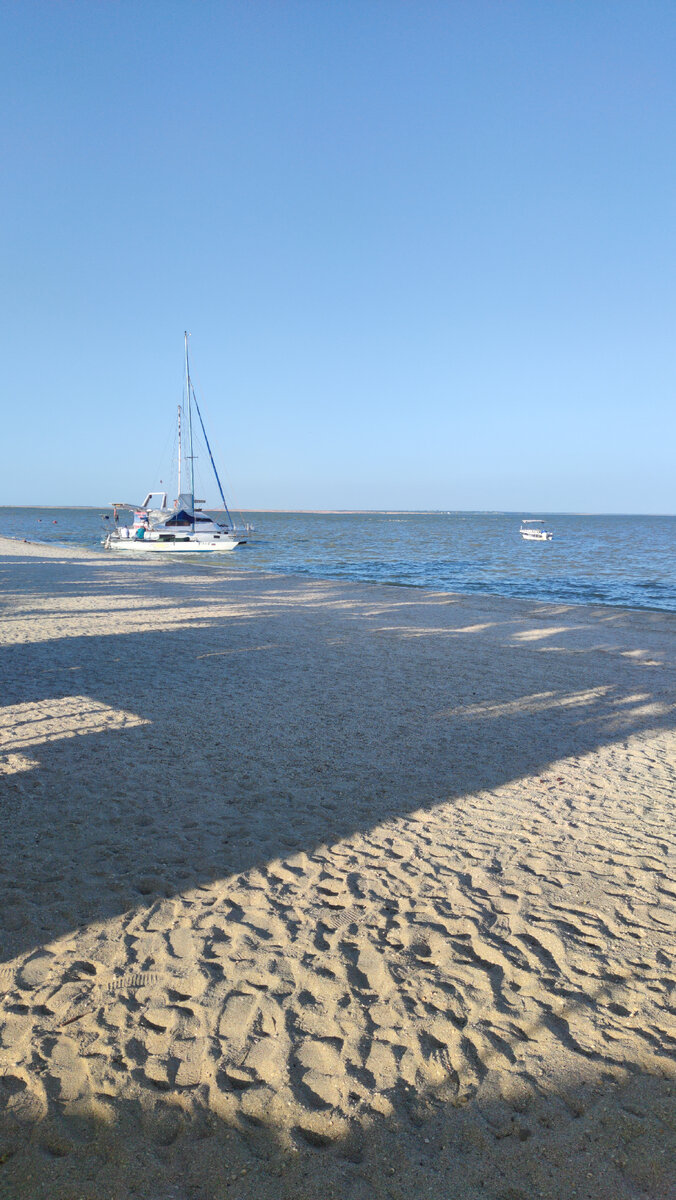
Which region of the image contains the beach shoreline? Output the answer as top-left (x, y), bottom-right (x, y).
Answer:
top-left (2, 508), bottom-right (676, 618)
top-left (0, 537), bottom-right (674, 1199)
top-left (1, 532), bottom-right (674, 619)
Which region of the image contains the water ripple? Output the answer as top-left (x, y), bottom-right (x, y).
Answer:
top-left (2, 509), bottom-right (675, 613)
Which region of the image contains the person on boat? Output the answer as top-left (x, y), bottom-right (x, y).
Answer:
top-left (135, 520), bottom-right (148, 540)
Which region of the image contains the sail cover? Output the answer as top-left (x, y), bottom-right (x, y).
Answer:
top-left (162, 492), bottom-right (195, 526)
top-left (175, 492), bottom-right (194, 517)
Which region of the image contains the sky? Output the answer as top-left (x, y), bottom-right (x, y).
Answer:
top-left (1, 1), bottom-right (675, 512)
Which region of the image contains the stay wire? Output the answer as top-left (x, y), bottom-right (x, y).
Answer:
top-left (188, 360), bottom-right (248, 526)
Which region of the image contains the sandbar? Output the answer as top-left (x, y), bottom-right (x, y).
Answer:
top-left (0, 536), bottom-right (674, 1199)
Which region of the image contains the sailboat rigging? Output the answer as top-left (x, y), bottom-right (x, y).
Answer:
top-left (104, 333), bottom-right (250, 553)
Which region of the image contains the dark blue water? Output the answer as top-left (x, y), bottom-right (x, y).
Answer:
top-left (2, 508), bottom-right (675, 613)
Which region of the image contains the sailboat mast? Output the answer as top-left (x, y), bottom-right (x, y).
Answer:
top-left (177, 404), bottom-right (182, 499)
top-left (184, 331), bottom-right (195, 529)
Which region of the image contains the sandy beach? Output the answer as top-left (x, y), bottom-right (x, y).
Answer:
top-left (0, 535), bottom-right (674, 1200)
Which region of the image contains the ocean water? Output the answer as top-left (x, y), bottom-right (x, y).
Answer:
top-left (1, 507), bottom-right (675, 613)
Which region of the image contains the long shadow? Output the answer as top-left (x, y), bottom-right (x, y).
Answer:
top-left (1, 557), bottom-right (675, 962)
top-left (0, 1062), bottom-right (673, 1199)
top-left (1, 550), bottom-right (675, 1199)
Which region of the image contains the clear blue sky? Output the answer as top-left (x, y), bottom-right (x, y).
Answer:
top-left (2, 1), bottom-right (674, 512)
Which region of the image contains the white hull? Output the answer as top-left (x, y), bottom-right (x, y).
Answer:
top-left (520, 530), bottom-right (552, 541)
top-left (105, 534), bottom-right (243, 553)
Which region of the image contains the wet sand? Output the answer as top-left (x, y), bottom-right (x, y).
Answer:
top-left (0, 536), bottom-right (674, 1199)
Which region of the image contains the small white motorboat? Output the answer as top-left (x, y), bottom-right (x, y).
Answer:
top-left (520, 519), bottom-right (553, 541)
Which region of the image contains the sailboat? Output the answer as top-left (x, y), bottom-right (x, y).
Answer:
top-left (104, 334), bottom-right (250, 553)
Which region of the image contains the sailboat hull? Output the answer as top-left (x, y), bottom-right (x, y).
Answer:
top-left (105, 535), bottom-right (244, 553)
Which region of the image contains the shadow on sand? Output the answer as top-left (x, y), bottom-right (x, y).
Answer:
top-left (0, 1060), bottom-right (673, 1199)
top-left (1, 554), bottom-right (674, 961)
top-left (1, 549), bottom-right (675, 1198)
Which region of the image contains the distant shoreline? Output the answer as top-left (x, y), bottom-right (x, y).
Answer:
top-left (1, 506), bottom-right (675, 517)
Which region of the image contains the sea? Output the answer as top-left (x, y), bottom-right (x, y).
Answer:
top-left (1, 508), bottom-right (675, 614)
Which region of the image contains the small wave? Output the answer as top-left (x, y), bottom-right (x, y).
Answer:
top-left (2, 509), bottom-right (676, 613)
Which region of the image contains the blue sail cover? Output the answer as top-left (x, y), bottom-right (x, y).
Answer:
top-left (163, 511), bottom-right (193, 526)
top-left (163, 492), bottom-right (194, 527)
top-left (175, 492), bottom-right (194, 516)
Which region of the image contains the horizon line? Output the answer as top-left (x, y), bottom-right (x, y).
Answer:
top-left (1, 506), bottom-right (675, 518)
